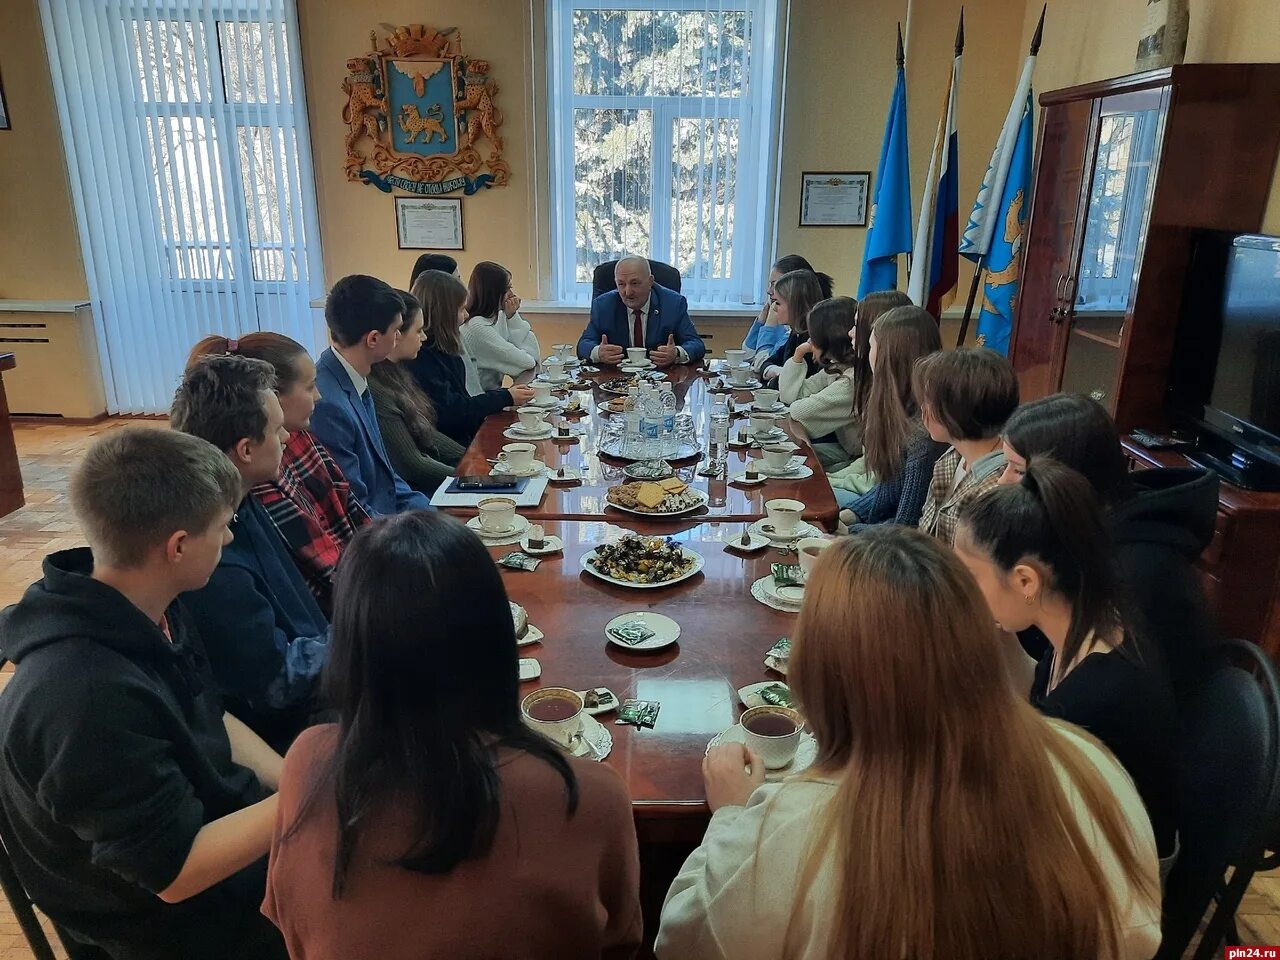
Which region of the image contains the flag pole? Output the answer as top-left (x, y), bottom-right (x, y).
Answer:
top-left (897, 22), bottom-right (912, 282)
top-left (956, 4), bottom-right (1044, 347)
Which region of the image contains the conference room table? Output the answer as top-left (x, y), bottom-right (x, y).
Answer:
top-left (453, 361), bottom-right (841, 529)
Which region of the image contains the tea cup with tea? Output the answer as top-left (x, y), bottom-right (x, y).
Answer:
top-left (496, 442), bottom-right (536, 473)
top-left (729, 363), bottom-right (753, 386)
top-left (740, 705), bottom-right (804, 769)
top-left (765, 498), bottom-right (805, 537)
top-left (517, 406), bottom-right (548, 432)
top-left (531, 382), bottom-right (555, 405)
top-left (749, 412), bottom-right (780, 438)
top-left (724, 348), bottom-right (749, 368)
top-left (761, 445), bottom-right (795, 472)
top-left (625, 346), bottom-right (648, 365)
top-left (543, 357), bottom-right (567, 381)
top-left (477, 497), bottom-right (518, 535)
top-left (521, 687), bottom-right (585, 749)
top-left (753, 388), bottom-right (781, 410)
top-left (553, 343), bottom-right (575, 361)
top-left (796, 536), bottom-right (833, 582)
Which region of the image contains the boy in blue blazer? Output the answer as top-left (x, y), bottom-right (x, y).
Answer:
top-left (576, 256), bottom-right (705, 366)
top-left (310, 275), bottom-right (432, 515)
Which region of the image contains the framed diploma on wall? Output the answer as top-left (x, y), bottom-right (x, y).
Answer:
top-left (395, 197), bottom-right (464, 249)
top-left (798, 172), bottom-right (870, 227)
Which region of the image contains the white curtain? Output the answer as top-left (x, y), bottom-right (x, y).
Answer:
top-left (548, 0), bottom-right (783, 306)
top-left (38, 0), bottom-right (324, 414)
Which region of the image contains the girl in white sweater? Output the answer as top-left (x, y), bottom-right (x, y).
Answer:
top-left (778, 296), bottom-right (861, 469)
top-left (460, 261), bottom-right (540, 391)
top-left (656, 527), bottom-right (1162, 960)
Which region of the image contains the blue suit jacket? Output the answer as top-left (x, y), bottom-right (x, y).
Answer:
top-left (576, 284), bottom-right (705, 363)
top-left (311, 348), bottom-right (431, 516)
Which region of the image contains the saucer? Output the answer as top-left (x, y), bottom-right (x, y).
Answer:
top-left (575, 687), bottom-right (620, 716)
top-left (551, 425), bottom-right (586, 441)
top-left (504, 425), bottom-right (554, 441)
top-left (620, 359), bottom-right (655, 371)
top-left (568, 714), bottom-right (613, 761)
top-left (518, 658), bottom-right (541, 681)
top-left (727, 378), bottom-right (763, 391)
top-left (530, 396), bottom-right (563, 409)
top-left (467, 514), bottom-right (531, 540)
top-left (520, 534), bottom-right (563, 555)
top-left (491, 459), bottom-right (546, 478)
top-left (605, 612), bottom-right (680, 651)
top-left (544, 355), bottom-right (580, 367)
top-left (762, 576), bottom-right (806, 605)
top-left (548, 466), bottom-right (582, 483)
top-left (730, 472), bottom-right (767, 486)
top-left (516, 624), bottom-right (545, 647)
top-left (751, 401), bottom-right (788, 414)
top-left (705, 723), bottom-right (817, 781)
top-left (747, 456), bottom-right (811, 479)
top-left (748, 517), bottom-right (822, 543)
top-left (725, 529), bottom-right (771, 552)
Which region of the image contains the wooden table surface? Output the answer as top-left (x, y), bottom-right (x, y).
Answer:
top-left (455, 363), bottom-right (840, 529)
top-left (489, 519), bottom-right (798, 842)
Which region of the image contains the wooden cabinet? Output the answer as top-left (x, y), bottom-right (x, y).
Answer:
top-left (1010, 64), bottom-right (1280, 431)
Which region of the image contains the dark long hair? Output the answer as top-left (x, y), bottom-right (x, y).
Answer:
top-left (290, 512), bottom-right (579, 898)
top-left (369, 290), bottom-right (438, 444)
top-left (851, 291), bottom-right (913, 419)
top-left (861, 306), bottom-right (942, 481)
top-left (412, 270), bottom-right (467, 356)
top-left (466, 261), bottom-right (511, 322)
top-left (773, 254), bottom-right (835, 300)
top-left (959, 458), bottom-right (1128, 674)
top-left (774, 270), bottom-right (829, 338)
top-left (1003, 394), bottom-right (1133, 505)
top-left (807, 297), bottom-right (858, 372)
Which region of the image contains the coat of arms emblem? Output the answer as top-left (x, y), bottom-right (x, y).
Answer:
top-left (342, 24), bottom-right (510, 195)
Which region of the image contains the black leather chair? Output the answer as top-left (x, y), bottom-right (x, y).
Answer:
top-left (590, 258), bottom-right (681, 303)
top-left (1157, 638), bottom-right (1280, 960)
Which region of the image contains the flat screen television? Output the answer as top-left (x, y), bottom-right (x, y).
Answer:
top-left (1168, 232), bottom-right (1280, 490)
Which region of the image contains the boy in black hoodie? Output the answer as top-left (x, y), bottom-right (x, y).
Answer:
top-left (0, 427), bottom-right (287, 960)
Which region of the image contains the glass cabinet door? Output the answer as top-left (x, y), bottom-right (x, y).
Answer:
top-left (1059, 88), bottom-right (1167, 410)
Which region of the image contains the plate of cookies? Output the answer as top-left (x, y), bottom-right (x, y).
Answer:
top-left (604, 477), bottom-right (709, 517)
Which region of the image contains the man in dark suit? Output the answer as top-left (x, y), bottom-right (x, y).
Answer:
top-left (310, 275), bottom-right (432, 516)
top-left (576, 255), bottom-right (705, 366)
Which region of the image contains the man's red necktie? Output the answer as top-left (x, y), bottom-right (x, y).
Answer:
top-left (632, 308), bottom-right (643, 350)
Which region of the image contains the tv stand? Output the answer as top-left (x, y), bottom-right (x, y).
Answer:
top-left (1123, 435), bottom-right (1280, 657)
top-left (1183, 448), bottom-right (1280, 492)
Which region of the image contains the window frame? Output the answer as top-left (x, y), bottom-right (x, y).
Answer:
top-left (547, 0), bottom-right (781, 306)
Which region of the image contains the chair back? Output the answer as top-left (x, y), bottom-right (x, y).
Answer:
top-left (1158, 638), bottom-right (1280, 960)
top-left (590, 259), bottom-right (682, 302)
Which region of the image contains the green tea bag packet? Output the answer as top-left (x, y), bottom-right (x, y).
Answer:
top-left (607, 619), bottom-right (655, 646)
top-left (498, 552), bottom-right (541, 571)
top-left (764, 636), bottom-right (791, 675)
top-left (758, 682), bottom-right (794, 708)
top-left (616, 699), bottom-right (661, 728)
top-left (771, 563), bottom-right (804, 588)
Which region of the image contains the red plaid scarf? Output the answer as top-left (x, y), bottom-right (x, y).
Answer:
top-left (251, 431), bottom-right (371, 613)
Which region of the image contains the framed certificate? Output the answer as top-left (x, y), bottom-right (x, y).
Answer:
top-left (395, 197), bottom-right (464, 250)
top-left (798, 172), bottom-right (870, 227)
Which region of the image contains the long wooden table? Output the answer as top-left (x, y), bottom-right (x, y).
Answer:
top-left (455, 363), bottom-right (840, 529)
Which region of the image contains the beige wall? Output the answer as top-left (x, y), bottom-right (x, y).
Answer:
top-left (1019, 0), bottom-right (1280, 233)
top-left (0, 0), bottom-right (87, 300)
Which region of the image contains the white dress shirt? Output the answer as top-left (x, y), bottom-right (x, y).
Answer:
top-left (332, 347), bottom-right (369, 396)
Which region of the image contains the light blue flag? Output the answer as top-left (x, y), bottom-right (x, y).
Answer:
top-left (858, 62), bottom-right (912, 297)
top-left (975, 92), bottom-right (1034, 355)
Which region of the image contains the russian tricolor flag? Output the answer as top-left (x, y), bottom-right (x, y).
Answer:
top-left (908, 12), bottom-right (964, 319)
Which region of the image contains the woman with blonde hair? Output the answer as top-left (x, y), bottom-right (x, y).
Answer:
top-left (656, 526), bottom-right (1161, 960)
top-left (404, 270), bottom-right (535, 445)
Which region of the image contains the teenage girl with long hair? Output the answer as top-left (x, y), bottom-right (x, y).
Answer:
top-left (776, 297), bottom-right (863, 469)
top-left (756, 269), bottom-right (833, 384)
top-left (956, 458), bottom-right (1179, 863)
top-left (367, 290), bottom-right (466, 495)
top-left (742, 254), bottom-right (833, 358)
top-left (839, 305), bottom-right (944, 526)
top-left (186, 333), bottom-right (369, 614)
top-left (461, 260), bottom-right (540, 391)
top-left (657, 526), bottom-right (1161, 959)
top-left (265, 512), bottom-right (642, 957)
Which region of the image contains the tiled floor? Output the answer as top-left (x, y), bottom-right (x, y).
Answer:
top-left (0, 417), bottom-right (1278, 959)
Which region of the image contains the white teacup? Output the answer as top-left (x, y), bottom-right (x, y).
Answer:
top-left (517, 406), bottom-right (548, 432)
top-left (553, 343), bottom-right (575, 361)
top-left (754, 388), bottom-right (780, 409)
top-left (729, 363), bottom-right (753, 386)
top-left (796, 536), bottom-right (833, 582)
top-left (531, 382), bottom-right (554, 404)
top-left (521, 687), bottom-right (585, 748)
top-left (625, 346), bottom-right (648, 365)
top-left (497, 442), bottom-right (536, 472)
top-left (761, 445), bottom-right (794, 471)
top-left (765, 498), bottom-right (805, 536)
top-left (741, 705), bottom-right (804, 770)
top-left (477, 497), bottom-right (518, 534)
top-left (749, 412), bottom-right (780, 437)
top-left (724, 348), bottom-right (749, 367)
top-left (543, 357), bottom-right (567, 380)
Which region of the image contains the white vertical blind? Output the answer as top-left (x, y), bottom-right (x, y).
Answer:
top-left (548, 0), bottom-right (782, 306)
top-left (38, 0), bottom-right (324, 414)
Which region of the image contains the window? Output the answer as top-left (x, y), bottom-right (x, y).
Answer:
top-left (39, 0), bottom-right (323, 413)
top-left (548, 0), bottom-right (782, 305)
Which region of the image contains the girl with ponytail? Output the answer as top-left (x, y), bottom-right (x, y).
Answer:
top-left (955, 458), bottom-right (1178, 863)
top-left (186, 333), bottom-right (369, 613)
top-left (657, 526), bottom-right (1160, 959)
